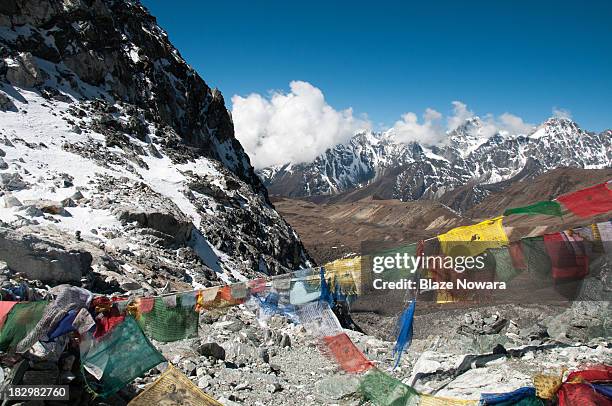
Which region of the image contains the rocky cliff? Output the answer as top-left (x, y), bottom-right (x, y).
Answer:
top-left (0, 0), bottom-right (312, 293)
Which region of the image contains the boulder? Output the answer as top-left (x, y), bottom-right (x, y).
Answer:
top-left (113, 206), bottom-right (192, 244)
top-left (0, 172), bottom-right (27, 191)
top-left (197, 342), bottom-right (226, 360)
top-left (0, 91), bottom-right (16, 112)
top-left (0, 194), bottom-right (22, 208)
top-left (0, 226), bottom-right (92, 282)
top-left (22, 199), bottom-right (70, 216)
top-left (6, 52), bottom-right (45, 88)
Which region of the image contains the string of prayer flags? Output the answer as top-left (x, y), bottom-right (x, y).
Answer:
top-left (137, 296), bottom-right (198, 342)
top-left (72, 308), bottom-right (96, 335)
top-left (359, 369), bottom-right (420, 406)
top-left (566, 365), bottom-right (612, 382)
top-left (196, 286), bottom-right (220, 311)
top-left (556, 181), bottom-right (612, 218)
top-left (47, 309), bottom-right (77, 340)
top-left (321, 332), bottom-right (373, 373)
top-left (128, 364), bottom-right (222, 406)
top-left (503, 201), bottom-right (564, 217)
top-left (438, 216), bottom-right (509, 257)
top-left (81, 316), bottom-right (165, 397)
top-left (319, 267), bottom-right (334, 306)
top-left (521, 237), bottom-right (552, 278)
top-left (93, 303), bottom-right (125, 339)
top-left (592, 384), bottom-right (612, 399)
top-left (487, 247), bottom-right (522, 283)
top-left (17, 285), bottom-right (92, 353)
top-left (392, 299), bottom-right (416, 369)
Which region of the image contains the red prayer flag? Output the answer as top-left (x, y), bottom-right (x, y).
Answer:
top-left (0, 301), bottom-right (17, 330)
top-left (557, 181), bottom-right (612, 218)
top-left (558, 383), bottom-right (612, 406)
top-left (93, 305), bottom-right (125, 339)
top-left (543, 232), bottom-right (589, 280)
top-left (508, 241), bottom-right (527, 270)
top-left (138, 298), bottom-right (155, 314)
top-left (567, 365), bottom-right (612, 383)
top-left (322, 333), bottom-right (373, 373)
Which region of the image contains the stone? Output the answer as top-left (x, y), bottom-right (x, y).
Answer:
top-left (197, 376), bottom-right (211, 389)
top-left (6, 52), bottom-right (45, 88)
top-left (197, 342), bottom-right (226, 360)
top-left (235, 383), bottom-right (251, 391)
top-left (181, 360), bottom-right (197, 376)
top-left (22, 200), bottom-right (70, 216)
top-left (0, 91), bottom-right (16, 112)
top-left (19, 205), bottom-right (44, 217)
top-left (71, 190), bottom-right (84, 200)
top-left (0, 195), bottom-right (22, 208)
top-left (279, 333), bottom-right (291, 348)
top-left (266, 382), bottom-right (283, 393)
top-left (258, 348), bottom-right (270, 364)
top-left (315, 375), bottom-right (360, 400)
top-left (0, 158), bottom-right (8, 170)
top-left (0, 225), bottom-right (92, 282)
top-left (0, 172), bottom-right (27, 191)
top-left (61, 198), bottom-right (77, 208)
top-left (224, 319), bottom-right (245, 332)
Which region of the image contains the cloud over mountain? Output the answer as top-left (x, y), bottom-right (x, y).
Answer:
top-left (233, 81), bottom-right (545, 166)
top-left (231, 81), bottom-right (370, 168)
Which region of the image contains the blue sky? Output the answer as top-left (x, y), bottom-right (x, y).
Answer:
top-left (142, 0), bottom-right (611, 167)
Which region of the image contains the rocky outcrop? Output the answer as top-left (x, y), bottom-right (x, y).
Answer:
top-left (0, 0), bottom-right (313, 287)
top-left (0, 225), bottom-right (92, 282)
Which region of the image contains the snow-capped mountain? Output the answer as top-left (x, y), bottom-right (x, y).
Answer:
top-left (259, 117), bottom-right (611, 210)
top-left (0, 0), bottom-right (311, 292)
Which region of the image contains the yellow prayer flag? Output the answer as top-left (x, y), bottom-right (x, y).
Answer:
top-left (128, 364), bottom-right (222, 406)
top-left (323, 256), bottom-right (361, 294)
top-left (419, 394), bottom-right (479, 405)
top-left (438, 216), bottom-right (509, 257)
top-left (533, 373), bottom-right (563, 400)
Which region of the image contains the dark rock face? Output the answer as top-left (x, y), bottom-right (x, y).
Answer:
top-left (0, 0), bottom-right (313, 286)
top-left (1, 0), bottom-right (261, 189)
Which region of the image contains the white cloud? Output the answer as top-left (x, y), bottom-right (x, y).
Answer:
top-left (231, 81), bottom-right (370, 168)
top-left (390, 101), bottom-right (534, 145)
top-left (447, 101), bottom-right (474, 131)
top-left (389, 110), bottom-right (445, 144)
top-left (232, 82), bottom-right (540, 167)
top-left (552, 107), bottom-right (572, 120)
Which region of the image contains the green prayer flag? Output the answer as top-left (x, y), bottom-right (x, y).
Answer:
top-left (487, 247), bottom-right (521, 283)
top-left (0, 301), bottom-right (47, 351)
top-left (81, 316), bottom-right (165, 397)
top-left (521, 236), bottom-right (552, 278)
top-left (503, 201), bottom-right (563, 217)
top-left (137, 296), bottom-right (199, 342)
top-left (359, 369), bottom-right (420, 406)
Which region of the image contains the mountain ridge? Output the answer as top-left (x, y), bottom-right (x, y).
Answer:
top-left (259, 117), bottom-right (611, 211)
